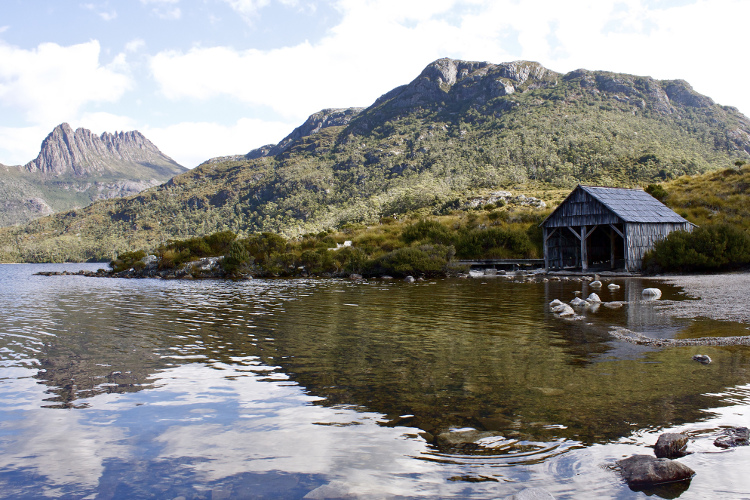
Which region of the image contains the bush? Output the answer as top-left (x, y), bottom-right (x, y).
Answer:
top-left (643, 224), bottom-right (750, 273)
top-left (401, 220), bottom-right (453, 245)
top-left (455, 227), bottom-right (536, 259)
top-left (368, 244), bottom-right (454, 277)
top-left (110, 250), bottom-right (146, 272)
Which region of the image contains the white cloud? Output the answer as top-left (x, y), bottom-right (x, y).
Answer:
top-left (140, 0), bottom-right (182, 19)
top-left (0, 40), bottom-right (132, 126)
top-left (150, 0), bottom-right (750, 124)
top-left (143, 117), bottom-right (294, 168)
top-left (0, 125), bottom-right (50, 165)
top-left (125, 38), bottom-right (146, 53)
top-left (99, 10), bottom-right (117, 21)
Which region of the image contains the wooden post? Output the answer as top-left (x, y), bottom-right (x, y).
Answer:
top-left (543, 226), bottom-right (549, 270)
top-left (581, 225), bottom-right (587, 271)
top-left (610, 227), bottom-right (616, 268)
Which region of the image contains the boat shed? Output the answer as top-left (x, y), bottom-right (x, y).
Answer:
top-left (541, 185), bottom-right (694, 272)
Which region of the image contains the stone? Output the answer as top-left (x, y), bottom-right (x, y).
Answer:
top-left (589, 280), bottom-right (602, 287)
top-left (714, 427), bottom-right (750, 448)
top-left (642, 288), bottom-right (662, 300)
top-left (505, 487), bottom-right (556, 499)
top-left (654, 433), bottom-right (689, 458)
top-left (570, 297), bottom-right (587, 307)
top-left (608, 283), bottom-right (620, 290)
top-left (404, 276), bottom-right (416, 283)
top-left (616, 455), bottom-right (694, 487)
top-left (603, 301), bottom-right (625, 309)
top-left (586, 293), bottom-right (601, 303)
top-left (692, 354), bottom-right (712, 364)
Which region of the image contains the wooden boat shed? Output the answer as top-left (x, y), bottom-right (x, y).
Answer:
top-left (541, 185), bottom-right (694, 272)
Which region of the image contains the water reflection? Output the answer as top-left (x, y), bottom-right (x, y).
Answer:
top-left (2, 265), bottom-right (750, 498)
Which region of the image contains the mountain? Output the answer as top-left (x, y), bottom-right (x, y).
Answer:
top-left (2, 58), bottom-right (749, 263)
top-left (0, 123), bottom-right (186, 226)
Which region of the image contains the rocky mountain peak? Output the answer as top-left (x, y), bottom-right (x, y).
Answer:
top-left (246, 107), bottom-right (364, 160)
top-left (24, 124), bottom-right (180, 177)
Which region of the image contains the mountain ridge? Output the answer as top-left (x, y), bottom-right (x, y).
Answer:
top-left (0, 124), bottom-right (186, 227)
top-left (2, 57), bottom-right (749, 262)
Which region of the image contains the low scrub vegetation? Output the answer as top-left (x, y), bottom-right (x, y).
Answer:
top-left (115, 207), bottom-right (547, 278)
top-left (643, 224), bottom-right (750, 273)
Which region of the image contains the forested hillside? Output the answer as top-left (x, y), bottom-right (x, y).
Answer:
top-left (1, 58), bottom-right (748, 263)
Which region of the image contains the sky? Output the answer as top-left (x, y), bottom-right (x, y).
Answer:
top-left (1, 0), bottom-right (749, 169)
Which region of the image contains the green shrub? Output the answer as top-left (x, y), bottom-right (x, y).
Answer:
top-left (110, 250), bottom-right (146, 272)
top-left (367, 244), bottom-right (454, 277)
top-left (401, 220), bottom-right (453, 245)
top-left (222, 240), bottom-right (252, 275)
top-left (643, 224), bottom-right (750, 273)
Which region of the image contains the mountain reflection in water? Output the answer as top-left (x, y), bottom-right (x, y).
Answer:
top-left (1, 264), bottom-right (750, 499)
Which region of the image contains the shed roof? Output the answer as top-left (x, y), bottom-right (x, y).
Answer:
top-left (578, 185), bottom-right (688, 223)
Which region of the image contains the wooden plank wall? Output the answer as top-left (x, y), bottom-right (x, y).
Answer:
top-left (625, 222), bottom-right (693, 271)
top-left (544, 189), bottom-right (622, 228)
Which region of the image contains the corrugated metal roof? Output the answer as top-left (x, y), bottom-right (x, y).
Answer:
top-left (580, 185), bottom-right (688, 223)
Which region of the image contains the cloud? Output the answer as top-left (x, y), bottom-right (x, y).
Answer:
top-left (125, 38), bottom-right (146, 53)
top-left (140, 0), bottom-right (182, 19)
top-left (142, 117), bottom-right (294, 168)
top-left (149, 0), bottom-right (750, 125)
top-left (0, 125), bottom-right (50, 165)
top-left (0, 40), bottom-right (132, 126)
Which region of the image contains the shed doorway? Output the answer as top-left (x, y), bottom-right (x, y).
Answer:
top-left (585, 224), bottom-right (625, 270)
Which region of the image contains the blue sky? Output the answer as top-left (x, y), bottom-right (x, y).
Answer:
top-left (1, 0), bottom-right (748, 168)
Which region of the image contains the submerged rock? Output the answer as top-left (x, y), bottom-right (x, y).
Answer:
top-left (617, 455), bottom-right (694, 487)
top-left (692, 354), bottom-right (712, 364)
top-left (435, 429), bottom-right (503, 449)
top-left (714, 427), bottom-right (750, 448)
top-left (654, 433), bottom-right (689, 458)
top-left (505, 487), bottom-right (555, 499)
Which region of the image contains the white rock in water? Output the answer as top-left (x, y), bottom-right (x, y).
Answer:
top-left (549, 299), bottom-right (564, 308)
top-left (608, 283), bottom-right (620, 290)
top-left (570, 297), bottom-right (587, 307)
top-left (557, 304), bottom-right (576, 317)
top-left (589, 280), bottom-right (602, 287)
top-left (642, 288), bottom-right (662, 299)
top-left (586, 293), bottom-right (602, 303)
top-left (603, 301), bottom-right (624, 309)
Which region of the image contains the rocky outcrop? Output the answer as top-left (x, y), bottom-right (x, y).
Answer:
top-left (0, 124), bottom-right (186, 227)
top-left (24, 123), bottom-right (183, 178)
top-left (246, 108), bottom-right (364, 160)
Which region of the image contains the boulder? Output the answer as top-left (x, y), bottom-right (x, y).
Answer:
top-left (654, 433), bottom-right (689, 458)
top-left (616, 455), bottom-right (694, 487)
top-left (642, 288), bottom-right (662, 300)
top-left (586, 293), bottom-right (601, 303)
top-left (404, 275), bottom-right (416, 283)
top-left (714, 427), bottom-right (750, 448)
top-left (607, 283), bottom-right (620, 290)
top-left (589, 280), bottom-right (602, 287)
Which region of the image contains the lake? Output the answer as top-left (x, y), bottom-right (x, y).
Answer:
top-left (1, 264), bottom-right (750, 499)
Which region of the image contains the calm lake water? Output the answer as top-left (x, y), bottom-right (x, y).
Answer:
top-left (1, 264), bottom-right (750, 499)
